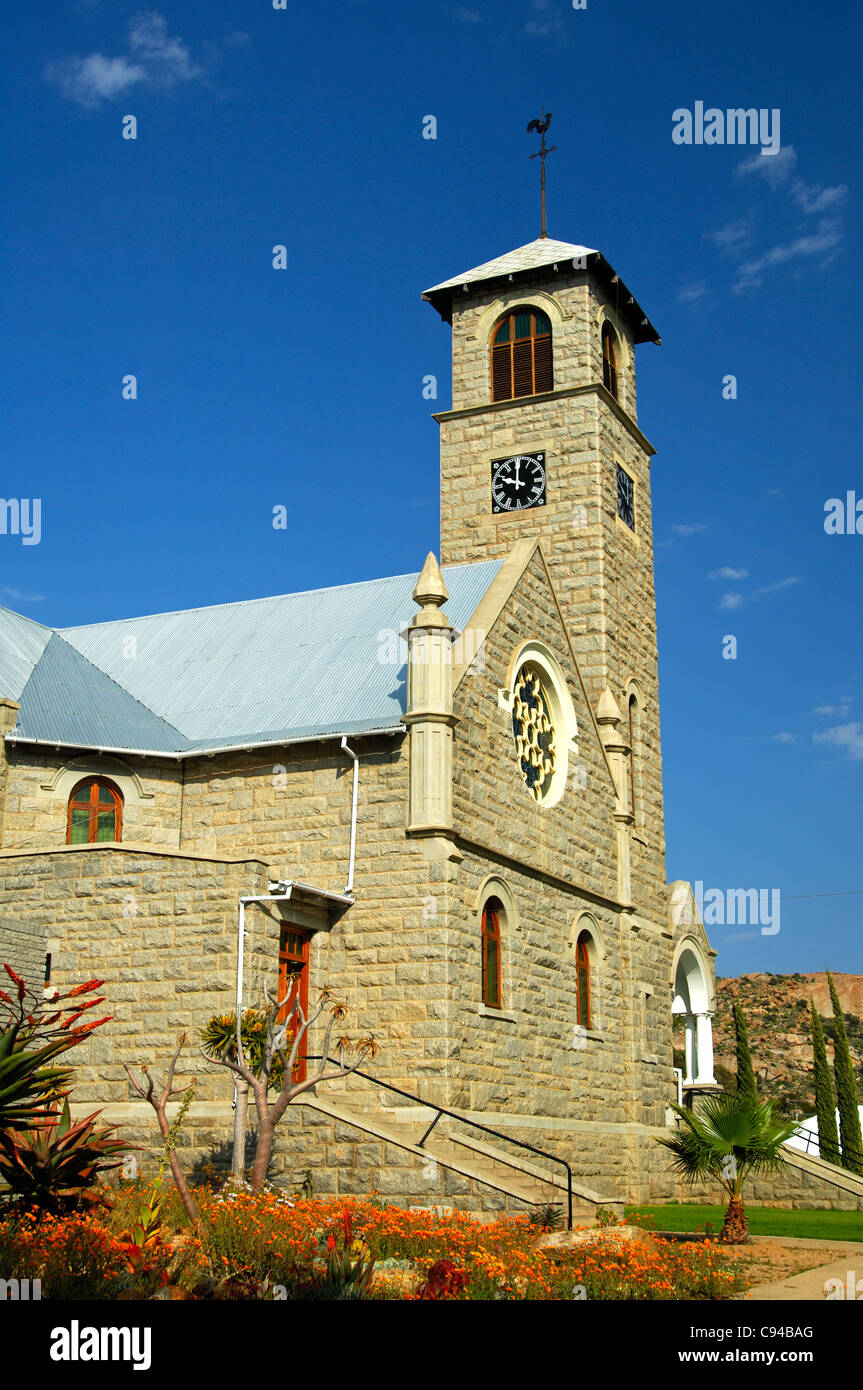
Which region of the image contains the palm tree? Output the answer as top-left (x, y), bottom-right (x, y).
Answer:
top-left (656, 1095), bottom-right (798, 1243)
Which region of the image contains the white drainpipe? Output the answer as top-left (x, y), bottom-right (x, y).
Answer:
top-left (672, 1067), bottom-right (684, 1107)
top-left (232, 890), bottom-right (293, 1177)
top-left (340, 737), bottom-right (359, 896)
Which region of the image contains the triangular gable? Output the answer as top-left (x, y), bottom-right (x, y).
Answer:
top-left (452, 539), bottom-right (616, 794)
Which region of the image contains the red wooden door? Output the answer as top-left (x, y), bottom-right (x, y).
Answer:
top-left (278, 927), bottom-right (310, 1083)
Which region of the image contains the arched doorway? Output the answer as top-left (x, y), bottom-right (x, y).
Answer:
top-left (671, 944), bottom-right (716, 1091)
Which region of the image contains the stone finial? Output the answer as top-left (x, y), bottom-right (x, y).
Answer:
top-left (411, 553), bottom-right (451, 630)
top-left (595, 687), bottom-right (622, 727)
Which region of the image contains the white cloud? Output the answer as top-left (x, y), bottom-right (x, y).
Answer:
top-left (0, 586), bottom-right (46, 603)
top-left (722, 145), bottom-right (848, 293)
top-left (128, 11), bottom-right (200, 82)
top-left (452, 4), bottom-right (481, 20)
top-left (772, 732), bottom-right (797, 744)
top-left (752, 577), bottom-right (800, 599)
top-left (657, 521), bottom-right (708, 549)
top-left (733, 218), bottom-right (844, 294)
top-left (45, 53), bottom-right (145, 107)
top-left (525, 0), bottom-right (567, 39)
top-left (718, 576), bottom-right (799, 611)
top-left (708, 566), bottom-right (748, 581)
top-left (813, 723), bottom-right (863, 761)
top-left (813, 703), bottom-right (851, 717)
top-left (706, 220), bottom-right (754, 256)
top-left (46, 11), bottom-right (206, 108)
top-left (736, 143), bottom-right (798, 189)
top-left (676, 280), bottom-right (711, 306)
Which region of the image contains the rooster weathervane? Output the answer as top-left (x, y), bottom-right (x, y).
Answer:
top-left (527, 110), bottom-right (557, 239)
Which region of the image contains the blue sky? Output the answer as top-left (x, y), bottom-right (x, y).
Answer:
top-left (2, 1), bottom-right (861, 977)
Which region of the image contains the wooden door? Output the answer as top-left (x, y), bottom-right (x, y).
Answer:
top-left (278, 927), bottom-right (310, 1083)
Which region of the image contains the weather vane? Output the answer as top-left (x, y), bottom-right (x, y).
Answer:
top-left (527, 110), bottom-right (556, 239)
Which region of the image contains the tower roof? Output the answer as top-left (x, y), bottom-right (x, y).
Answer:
top-left (422, 235), bottom-right (660, 343)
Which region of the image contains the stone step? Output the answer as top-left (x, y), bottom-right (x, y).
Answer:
top-left (445, 1132), bottom-right (616, 1209)
top-left (338, 1104), bottom-right (611, 1209)
top-left (297, 1095), bottom-right (607, 1222)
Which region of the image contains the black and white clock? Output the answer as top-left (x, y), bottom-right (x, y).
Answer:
top-left (491, 452), bottom-right (546, 514)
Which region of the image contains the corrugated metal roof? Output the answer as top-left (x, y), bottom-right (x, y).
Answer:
top-left (14, 634), bottom-right (190, 752)
top-left (7, 560), bottom-right (502, 755)
top-left (0, 606), bottom-right (53, 701)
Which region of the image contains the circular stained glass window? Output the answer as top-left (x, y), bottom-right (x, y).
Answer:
top-left (512, 665), bottom-right (557, 802)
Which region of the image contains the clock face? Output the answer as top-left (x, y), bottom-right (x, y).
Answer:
top-left (616, 463), bottom-right (635, 530)
top-left (491, 452), bottom-right (546, 514)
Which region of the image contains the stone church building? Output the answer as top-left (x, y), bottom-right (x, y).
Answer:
top-left (0, 233), bottom-right (741, 1216)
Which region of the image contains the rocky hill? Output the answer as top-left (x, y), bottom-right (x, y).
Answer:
top-left (675, 972), bottom-right (863, 1118)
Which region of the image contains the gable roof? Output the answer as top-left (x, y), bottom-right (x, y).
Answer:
top-left (16, 634), bottom-right (190, 753)
top-left (0, 607), bottom-right (54, 702)
top-left (423, 235), bottom-right (660, 343)
top-left (4, 560), bottom-right (502, 757)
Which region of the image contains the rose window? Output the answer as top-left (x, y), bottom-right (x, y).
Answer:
top-left (512, 665), bottom-right (557, 802)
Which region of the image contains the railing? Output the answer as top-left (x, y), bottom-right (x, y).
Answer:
top-left (788, 1128), bottom-right (820, 1156)
top-left (305, 1056), bottom-right (575, 1228)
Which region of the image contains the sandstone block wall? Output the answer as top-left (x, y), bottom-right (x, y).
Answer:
top-left (0, 915), bottom-right (47, 994)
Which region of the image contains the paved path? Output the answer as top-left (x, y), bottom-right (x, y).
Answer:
top-left (737, 1238), bottom-right (863, 1301)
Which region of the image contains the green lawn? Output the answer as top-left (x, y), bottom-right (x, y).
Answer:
top-left (626, 1204), bottom-right (863, 1242)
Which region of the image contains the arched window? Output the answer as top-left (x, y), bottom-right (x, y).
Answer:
top-left (481, 898), bottom-right (503, 1008)
top-left (628, 693), bottom-right (640, 826)
top-left (602, 322), bottom-right (618, 399)
top-left (576, 932), bottom-right (592, 1028)
top-left (491, 307), bottom-right (553, 402)
top-left (66, 778), bottom-right (123, 845)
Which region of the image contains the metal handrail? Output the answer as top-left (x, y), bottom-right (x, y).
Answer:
top-left (305, 1056), bottom-right (575, 1228)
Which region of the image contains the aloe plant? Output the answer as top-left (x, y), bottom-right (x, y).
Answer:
top-left (0, 1097), bottom-right (128, 1214)
top-left (0, 964), bottom-right (111, 1131)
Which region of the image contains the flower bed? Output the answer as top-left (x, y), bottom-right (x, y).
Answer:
top-left (0, 1190), bottom-right (745, 1300)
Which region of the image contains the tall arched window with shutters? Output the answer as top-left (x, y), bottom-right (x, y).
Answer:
top-left (575, 932), bottom-right (592, 1029)
top-left (491, 307), bottom-right (553, 401)
top-left (481, 898), bottom-right (503, 1008)
top-left (602, 322), bottom-right (618, 399)
top-left (66, 778), bottom-right (123, 844)
top-left (628, 692), bottom-right (640, 827)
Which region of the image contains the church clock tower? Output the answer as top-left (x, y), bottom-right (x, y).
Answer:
top-left (423, 234), bottom-right (667, 918)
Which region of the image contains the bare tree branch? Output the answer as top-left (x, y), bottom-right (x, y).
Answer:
top-left (125, 1033), bottom-right (200, 1226)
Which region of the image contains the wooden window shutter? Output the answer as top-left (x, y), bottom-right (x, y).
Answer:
top-left (512, 338), bottom-right (534, 397)
top-left (492, 343), bottom-right (512, 401)
top-left (533, 334), bottom-right (553, 393)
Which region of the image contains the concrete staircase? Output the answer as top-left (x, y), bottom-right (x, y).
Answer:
top-left (781, 1143), bottom-right (863, 1205)
top-left (299, 1092), bottom-right (616, 1223)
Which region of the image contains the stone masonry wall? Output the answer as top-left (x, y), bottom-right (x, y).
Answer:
top-left (0, 748), bottom-right (183, 852)
top-left (0, 915), bottom-right (47, 994)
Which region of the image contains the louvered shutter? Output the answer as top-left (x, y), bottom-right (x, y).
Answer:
top-left (492, 344), bottom-right (512, 401)
top-left (512, 339), bottom-right (534, 397)
top-left (533, 335), bottom-right (553, 393)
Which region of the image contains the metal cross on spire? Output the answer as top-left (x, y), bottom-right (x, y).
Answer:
top-left (527, 110), bottom-right (557, 239)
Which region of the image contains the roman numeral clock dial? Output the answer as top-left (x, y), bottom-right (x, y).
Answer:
top-left (491, 452), bottom-right (547, 514)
